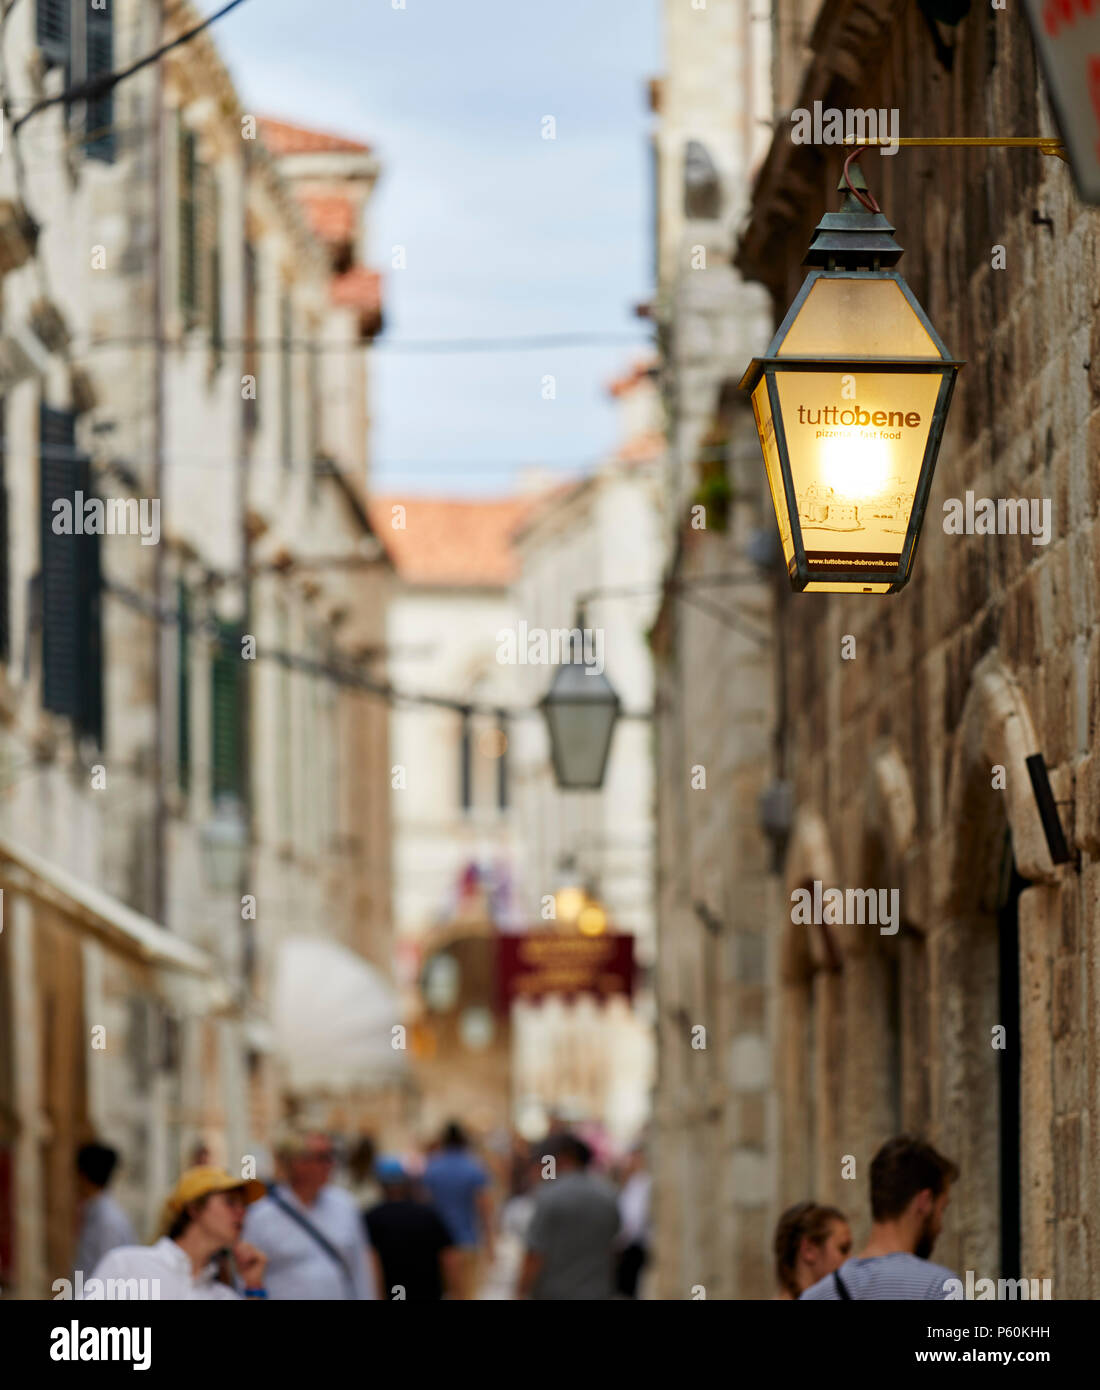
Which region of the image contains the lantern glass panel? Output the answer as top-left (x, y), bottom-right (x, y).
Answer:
top-left (544, 698), bottom-right (618, 790)
top-left (751, 377), bottom-right (794, 569)
top-left (777, 277), bottom-right (939, 357)
top-left (773, 370), bottom-right (940, 577)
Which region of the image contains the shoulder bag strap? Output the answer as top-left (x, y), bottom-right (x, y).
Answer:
top-left (267, 1185), bottom-right (357, 1298)
top-left (833, 1269), bottom-right (853, 1300)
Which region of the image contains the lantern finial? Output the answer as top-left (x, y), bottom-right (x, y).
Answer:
top-left (803, 160), bottom-right (904, 270)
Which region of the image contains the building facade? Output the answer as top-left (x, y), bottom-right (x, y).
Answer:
top-left (653, 0), bottom-right (1100, 1300)
top-left (649, 0), bottom-right (778, 1300)
top-left (735, 0), bottom-right (1100, 1298)
top-left (370, 493), bottom-right (532, 1141)
top-left (509, 364), bottom-right (665, 1147)
top-left (0, 0), bottom-right (394, 1296)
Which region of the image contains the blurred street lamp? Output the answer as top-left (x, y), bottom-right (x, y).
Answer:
top-left (554, 882), bottom-right (587, 926)
top-left (740, 157), bottom-right (963, 594)
top-left (576, 901), bottom-right (608, 937)
top-left (540, 627), bottom-right (621, 791)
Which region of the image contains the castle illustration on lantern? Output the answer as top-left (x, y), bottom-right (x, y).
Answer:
top-left (798, 481), bottom-right (912, 532)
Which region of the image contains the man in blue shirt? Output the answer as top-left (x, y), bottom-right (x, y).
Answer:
top-left (800, 1135), bottom-right (960, 1300)
top-left (422, 1122), bottom-right (493, 1299)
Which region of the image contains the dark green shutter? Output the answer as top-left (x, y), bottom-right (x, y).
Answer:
top-left (0, 399), bottom-right (9, 664)
top-left (40, 406), bottom-right (79, 718)
top-left (178, 125), bottom-right (197, 323)
top-left (211, 622), bottom-right (242, 798)
top-left (177, 584), bottom-right (190, 793)
top-left (36, 0), bottom-right (70, 67)
top-left (85, 0), bottom-right (114, 162)
top-left (243, 241), bottom-right (258, 433)
top-left (75, 460), bottom-right (103, 745)
top-left (40, 405), bottom-right (101, 741)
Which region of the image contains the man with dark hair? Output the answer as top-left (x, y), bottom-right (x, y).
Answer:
top-left (75, 1142), bottom-right (137, 1277)
top-left (518, 1132), bottom-right (621, 1300)
top-left (801, 1135), bottom-right (960, 1300)
top-left (422, 1120), bottom-right (493, 1299)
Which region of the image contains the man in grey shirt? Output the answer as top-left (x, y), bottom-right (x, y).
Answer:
top-left (801, 1134), bottom-right (960, 1300)
top-left (519, 1134), bottom-right (620, 1300)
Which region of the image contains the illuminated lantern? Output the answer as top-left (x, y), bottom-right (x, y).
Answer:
top-left (740, 162), bottom-right (963, 593)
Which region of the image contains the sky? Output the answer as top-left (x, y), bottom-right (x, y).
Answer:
top-left (207, 0), bottom-right (661, 496)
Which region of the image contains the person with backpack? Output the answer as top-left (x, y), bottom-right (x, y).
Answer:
top-left (800, 1135), bottom-right (960, 1300)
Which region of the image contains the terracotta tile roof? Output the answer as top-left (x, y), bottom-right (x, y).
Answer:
top-left (366, 495), bottom-right (539, 586)
top-left (331, 266), bottom-right (382, 317)
top-left (299, 192), bottom-right (356, 244)
top-left (615, 429), bottom-right (665, 463)
top-left (257, 116), bottom-right (372, 156)
top-left (608, 358), bottom-right (659, 397)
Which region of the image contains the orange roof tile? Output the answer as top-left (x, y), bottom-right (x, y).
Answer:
top-left (299, 192), bottom-right (356, 244)
top-left (615, 429), bottom-right (665, 463)
top-left (257, 116), bottom-right (372, 156)
top-left (366, 496), bottom-right (539, 586)
top-left (608, 358), bottom-right (658, 397)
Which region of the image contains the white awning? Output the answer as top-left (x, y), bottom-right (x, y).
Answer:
top-left (0, 831), bottom-right (214, 978)
top-left (272, 935), bottom-right (406, 1093)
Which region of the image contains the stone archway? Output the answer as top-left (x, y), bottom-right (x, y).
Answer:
top-left (831, 743), bottom-right (927, 1186)
top-left (930, 655), bottom-right (1058, 1283)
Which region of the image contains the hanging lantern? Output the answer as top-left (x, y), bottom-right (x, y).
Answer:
top-left (740, 159), bottom-right (963, 593)
top-left (540, 643), bottom-right (621, 791)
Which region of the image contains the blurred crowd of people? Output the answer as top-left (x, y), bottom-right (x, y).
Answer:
top-left (70, 1118), bottom-right (653, 1301)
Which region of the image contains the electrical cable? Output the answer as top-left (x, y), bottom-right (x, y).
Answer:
top-left (12, 0), bottom-right (251, 133)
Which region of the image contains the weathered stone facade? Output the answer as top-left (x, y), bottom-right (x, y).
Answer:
top-left (735, 0), bottom-right (1100, 1299)
top-left (654, 0), bottom-right (1100, 1298)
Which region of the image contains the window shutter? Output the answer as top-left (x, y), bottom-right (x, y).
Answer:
top-left (177, 583), bottom-right (190, 793)
top-left (178, 124), bottom-right (197, 323)
top-left (280, 293), bottom-right (292, 467)
top-left (39, 405), bottom-right (79, 718)
top-left (36, 0), bottom-right (70, 67)
top-left (75, 454), bottom-right (103, 745)
top-left (0, 400), bottom-right (9, 665)
top-left (211, 622), bottom-right (243, 799)
top-left (85, 0), bottom-right (115, 163)
top-left (39, 406), bottom-right (102, 741)
top-left (243, 241), bottom-right (259, 433)
top-left (205, 168), bottom-right (222, 357)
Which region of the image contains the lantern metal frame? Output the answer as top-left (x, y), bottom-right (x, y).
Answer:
top-left (539, 625), bottom-right (623, 792)
top-left (739, 164), bottom-right (964, 594)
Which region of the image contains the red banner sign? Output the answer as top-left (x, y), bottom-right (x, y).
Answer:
top-left (496, 932), bottom-right (635, 1009)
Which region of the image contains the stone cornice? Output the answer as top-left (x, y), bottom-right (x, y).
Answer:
top-left (735, 0), bottom-right (902, 291)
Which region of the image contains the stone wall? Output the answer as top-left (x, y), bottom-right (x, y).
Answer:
top-left (737, 1), bottom-right (1100, 1296)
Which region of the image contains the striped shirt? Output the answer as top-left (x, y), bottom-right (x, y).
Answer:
top-left (800, 1252), bottom-right (958, 1300)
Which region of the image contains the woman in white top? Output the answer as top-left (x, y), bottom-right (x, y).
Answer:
top-left (92, 1166), bottom-right (268, 1300)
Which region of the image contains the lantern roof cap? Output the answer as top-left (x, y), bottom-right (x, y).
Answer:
top-left (803, 166), bottom-right (904, 269)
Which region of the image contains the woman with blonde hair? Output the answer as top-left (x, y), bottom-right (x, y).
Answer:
top-left (773, 1201), bottom-right (852, 1299)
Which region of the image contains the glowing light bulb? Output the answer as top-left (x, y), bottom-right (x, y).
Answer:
top-left (819, 433), bottom-right (891, 501)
